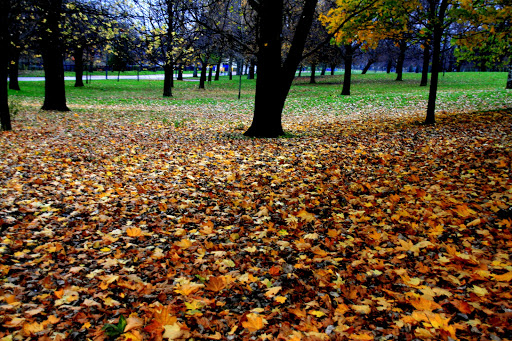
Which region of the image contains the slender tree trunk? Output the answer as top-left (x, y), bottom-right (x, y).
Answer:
top-left (0, 0), bottom-right (11, 131)
top-left (361, 58), bottom-right (375, 74)
top-left (236, 61), bottom-right (242, 76)
top-left (41, 0), bottom-right (69, 111)
top-left (310, 63), bottom-right (316, 84)
top-left (74, 46), bottom-right (84, 87)
top-left (420, 42), bottom-right (430, 86)
top-left (228, 57), bottom-right (233, 80)
top-left (341, 45), bottom-right (353, 96)
top-left (330, 63), bottom-right (336, 75)
top-left (215, 57), bottom-right (222, 81)
top-left (199, 59), bottom-right (207, 89)
top-left (163, 63), bottom-right (173, 97)
top-left (425, 0), bottom-right (449, 125)
top-left (506, 65), bottom-right (512, 89)
top-left (208, 65), bottom-right (213, 83)
top-left (298, 65), bottom-right (303, 77)
top-left (395, 40), bottom-right (407, 81)
top-left (193, 64), bottom-right (198, 77)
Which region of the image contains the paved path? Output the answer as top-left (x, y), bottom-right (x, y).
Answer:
top-left (13, 73), bottom-right (198, 82)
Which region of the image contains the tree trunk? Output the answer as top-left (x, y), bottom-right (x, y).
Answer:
top-left (395, 40), bottom-right (407, 81)
top-left (386, 59), bottom-right (392, 73)
top-left (0, 0), bottom-right (11, 131)
top-left (310, 63), bottom-right (316, 84)
top-left (341, 45), bottom-right (353, 96)
top-left (236, 61), bottom-right (242, 76)
top-left (425, 0), bottom-right (449, 125)
top-left (193, 64), bottom-right (198, 77)
top-left (361, 58), bottom-right (375, 74)
top-left (320, 64), bottom-right (327, 76)
top-left (247, 62), bottom-right (255, 79)
top-left (199, 59), bottom-right (207, 89)
top-left (8, 49), bottom-right (20, 91)
top-left (420, 42), bottom-right (430, 86)
top-left (177, 65), bottom-right (183, 80)
top-left (208, 65), bottom-right (213, 83)
top-left (41, 0), bottom-right (69, 111)
top-left (228, 57), bottom-right (233, 80)
top-left (215, 58), bottom-right (222, 81)
top-left (298, 65), bottom-right (303, 77)
top-left (74, 46), bottom-right (84, 87)
top-left (506, 65), bottom-right (512, 89)
top-left (244, 0), bottom-right (318, 137)
top-left (330, 63), bottom-right (336, 75)
top-left (163, 63), bottom-right (173, 97)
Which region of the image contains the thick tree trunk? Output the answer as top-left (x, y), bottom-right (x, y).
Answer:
top-left (163, 63), bottom-right (173, 97)
top-left (425, 0), bottom-right (449, 125)
top-left (341, 45), bottom-right (353, 96)
top-left (310, 63), bottom-right (316, 84)
top-left (74, 47), bottom-right (84, 87)
top-left (506, 65), bottom-right (512, 89)
top-left (177, 65), bottom-right (183, 80)
top-left (244, 0), bottom-right (318, 137)
top-left (8, 50), bottom-right (20, 91)
top-left (330, 63), bottom-right (336, 75)
top-left (248, 62), bottom-right (255, 79)
top-left (395, 40), bottom-right (407, 81)
top-left (41, 0), bottom-right (69, 111)
top-left (361, 58), bottom-right (375, 74)
top-left (199, 59), bottom-right (207, 89)
top-left (0, 0), bottom-right (11, 131)
top-left (420, 42), bottom-right (430, 86)
top-left (386, 59), bottom-right (392, 73)
top-left (320, 64), bottom-right (327, 76)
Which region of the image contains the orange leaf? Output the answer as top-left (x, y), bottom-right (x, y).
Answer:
top-left (451, 300), bottom-right (473, 314)
top-left (409, 296), bottom-right (442, 311)
top-left (205, 276), bottom-right (227, 292)
top-left (494, 271), bottom-right (512, 282)
top-left (124, 316), bottom-right (143, 332)
top-left (242, 313), bottom-right (267, 333)
top-left (153, 305), bottom-right (178, 326)
top-left (126, 227), bottom-right (142, 237)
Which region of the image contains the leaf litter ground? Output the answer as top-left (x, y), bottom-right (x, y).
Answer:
top-left (0, 104), bottom-right (511, 341)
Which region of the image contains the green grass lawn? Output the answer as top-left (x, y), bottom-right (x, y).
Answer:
top-left (8, 71), bottom-right (512, 133)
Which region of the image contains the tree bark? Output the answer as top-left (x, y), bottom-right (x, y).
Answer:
top-left (0, 0), bottom-right (12, 131)
top-left (41, 0), bottom-right (69, 111)
top-left (425, 0), bottom-right (449, 125)
top-left (199, 58), bottom-right (207, 89)
top-left (208, 65), bottom-right (213, 82)
top-left (330, 63), bottom-right (336, 75)
top-left (244, 0), bottom-right (318, 137)
top-left (74, 47), bottom-right (84, 87)
top-left (341, 44), bottom-right (353, 96)
top-left (361, 58), bottom-right (375, 74)
top-left (247, 62), bottom-right (255, 79)
top-left (214, 56), bottom-right (222, 81)
top-left (8, 49), bottom-right (20, 91)
top-left (228, 57), bottom-right (233, 80)
top-left (395, 40), bottom-right (407, 81)
top-left (420, 42), bottom-right (430, 86)
top-left (310, 63), bottom-right (316, 84)
top-left (177, 64), bottom-right (183, 80)
top-left (298, 65), bottom-right (303, 77)
top-left (506, 65), bottom-right (512, 89)
top-left (163, 63), bottom-right (173, 97)
top-left (320, 64), bottom-right (327, 76)
top-left (193, 64), bottom-right (198, 77)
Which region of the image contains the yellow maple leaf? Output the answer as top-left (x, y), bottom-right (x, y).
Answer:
top-left (493, 271), bottom-right (512, 282)
top-left (264, 286), bottom-right (282, 298)
top-left (163, 323), bottom-right (184, 339)
top-left (352, 304), bottom-right (371, 314)
top-left (126, 227), bottom-right (142, 237)
top-left (296, 209), bottom-right (315, 222)
top-left (309, 310), bottom-right (326, 317)
top-left (275, 296), bottom-right (287, 304)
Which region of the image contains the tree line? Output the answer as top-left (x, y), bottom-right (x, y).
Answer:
top-left (1, 0), bottom-right (511, 136)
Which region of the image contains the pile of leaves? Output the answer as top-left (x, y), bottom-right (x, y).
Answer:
top-left (0, 108), bottom-right (511, 340)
